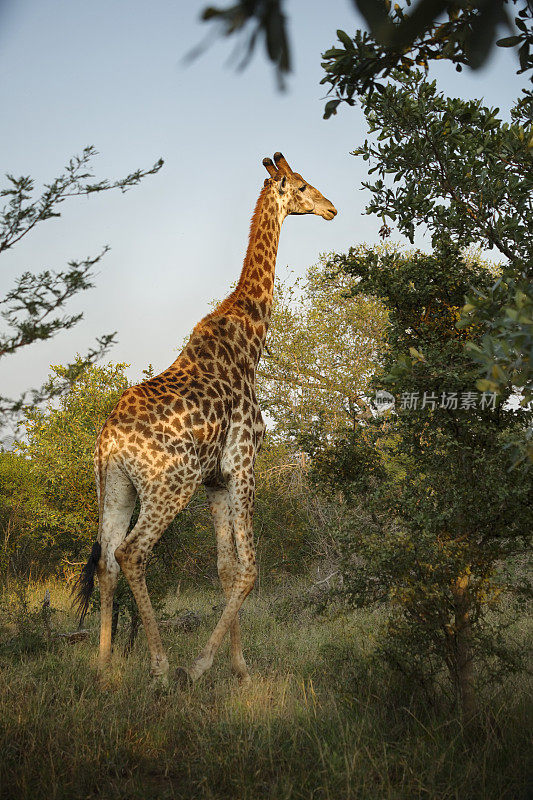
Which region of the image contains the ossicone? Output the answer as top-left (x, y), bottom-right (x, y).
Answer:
top-left (273, 152), bottom-right (293, 174)
top-left (262, 157), bottom-right (277, 178)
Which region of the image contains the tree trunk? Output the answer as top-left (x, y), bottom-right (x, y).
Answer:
top-left (452, 573), bottom-right (477, 722)
top-left (41, 589), bottom-right (52, 641)
top-left (124, 607), bottom-right (140, 655)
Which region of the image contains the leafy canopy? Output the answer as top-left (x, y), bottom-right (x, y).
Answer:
top-left (322, 0), bottom-right (532, 116)
top-left (349, 70), bottom-right (533, 426)
top-left (17, 360), bottom-right (129, 556)
top-left (0, 147), bottom-right (163, 430)
top-left (257, 257), bottom-right (388, 443)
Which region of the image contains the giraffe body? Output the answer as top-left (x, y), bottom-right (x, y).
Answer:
top-left (88, 153), bottom-right (336, 681)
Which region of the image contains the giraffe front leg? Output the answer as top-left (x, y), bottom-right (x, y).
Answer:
top-left (207, 487), bottom-right (251, 684)
top-left (187, 479), bottom-right (257, 683)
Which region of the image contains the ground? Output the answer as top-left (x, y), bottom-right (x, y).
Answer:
top-left (0, 579), bottom-right (531, 800)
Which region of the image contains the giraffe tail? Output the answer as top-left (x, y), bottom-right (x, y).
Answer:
top-left (71, 541), bottom-right (102, 627)
top-left (71, 433), bottom-right (108, 626)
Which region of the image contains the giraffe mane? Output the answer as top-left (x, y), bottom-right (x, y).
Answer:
top-left (202, 181), bottom-right (272, 323)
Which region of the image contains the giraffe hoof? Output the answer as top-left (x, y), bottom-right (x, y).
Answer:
top-left (238, 673), bottom-right (252, 688)
top-left (175, 667), bottom-right (194, 689)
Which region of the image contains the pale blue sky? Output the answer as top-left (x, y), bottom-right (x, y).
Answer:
top-left (0, 0), bottom-right (526, 408)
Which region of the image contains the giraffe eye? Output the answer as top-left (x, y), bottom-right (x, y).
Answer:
top-left (299, 184), bottom-right (307, 192)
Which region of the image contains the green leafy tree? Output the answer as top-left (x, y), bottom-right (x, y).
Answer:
top-left (0, 147), bottom-right (163, 431)
top-left (321, 0), bottom-right (532, 114)
top-left (322, 13), bottom-right (533, 445)
top-left (348, 70), bottom-right (532, 457)
top-left (17, 360), bottom-right (130, 560)
top-left (313, 242), bottom-right (532, 718)
top-left (257, 257), bottom-right (388, 442)
top-left (253, 438), bottom-right (314, 574)
top-left (0, 361), bottom-right (128, 587)
top-left (0, 451), bottom-right (36, 584)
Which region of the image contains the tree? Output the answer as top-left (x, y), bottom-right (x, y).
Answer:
top-left (343, 70), bottom-right (532, 459)
top-left (0, 147), bottom-right (163, 431)
top-left (321, 0), bottom-right (532, 114)
top-left (17, 360), bottom-right (130, 561)
top-left (321, 8), bottom-right (533, 453)
top-left (0, 361), bottom-right (129, 588)
top-left (312, 242), bottom-right (532, 718)
top-left (198, 1), bottom-right (531, 92)
top-left (0, 450), bottom-right (35, 584)
top-left (257, 257), bottom-right (388, 442)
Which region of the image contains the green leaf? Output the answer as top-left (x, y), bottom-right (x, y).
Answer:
top-left (323, 99), bottom-right (341, 119)
top-left (337, 29), bottom-right (354, 50)
top-left (409, 346), bottom-right (426, 362)
top-left (496, 35), bottom-right (522, 48)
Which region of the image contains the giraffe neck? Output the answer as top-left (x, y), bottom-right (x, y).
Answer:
top-left (212, 182), bottom-right (284, 356)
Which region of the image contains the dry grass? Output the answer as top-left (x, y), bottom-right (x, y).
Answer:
top-left (0, 580), bottom-right (531, 800)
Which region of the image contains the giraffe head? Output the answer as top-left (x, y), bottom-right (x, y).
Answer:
top-left (262, 152), bottom-right (337, 221)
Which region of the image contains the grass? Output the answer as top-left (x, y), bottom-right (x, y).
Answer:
top-left (0, 579), bottom-right (531, 800)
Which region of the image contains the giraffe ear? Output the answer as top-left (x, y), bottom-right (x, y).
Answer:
top-left (278, 175), bottom-right (287, 195)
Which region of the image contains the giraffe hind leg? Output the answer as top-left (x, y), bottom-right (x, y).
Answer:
top-left (97, 466), bottom-right (136, 670)
top-left (115, 465), bottom-right (202, 679)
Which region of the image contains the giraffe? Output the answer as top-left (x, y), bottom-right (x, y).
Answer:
top-left (74, 152), bottom-right (337, 684)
